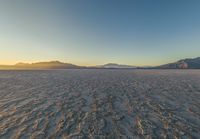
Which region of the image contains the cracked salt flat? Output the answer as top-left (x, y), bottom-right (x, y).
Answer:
top-left (0, 69), bottom-right (200, 139)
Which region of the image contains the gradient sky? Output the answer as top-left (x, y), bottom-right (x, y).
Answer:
top-left (0, 0), bottom-right (200, 66)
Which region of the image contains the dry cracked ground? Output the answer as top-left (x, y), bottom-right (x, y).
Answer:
top-left (0, 69), bottom-right (200, 139)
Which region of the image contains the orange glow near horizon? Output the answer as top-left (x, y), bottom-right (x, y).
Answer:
top-left (0, 59), bottom-right (184, 67)
top-left (0, 1), bottom-right (200, 67)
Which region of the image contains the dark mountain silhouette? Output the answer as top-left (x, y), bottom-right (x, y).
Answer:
top-left (0, 61), bottom-right (84, 69)
top-left (0, 57), bottom-right (200, 69)
top-left (98, 63), bottom-right (136, 69)
top-left (157, 57), bottom-right (200, 69)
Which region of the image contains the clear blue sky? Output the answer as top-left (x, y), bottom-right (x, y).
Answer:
top-left (0, 0), bottom-right (200, 66)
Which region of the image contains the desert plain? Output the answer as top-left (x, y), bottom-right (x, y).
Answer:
top-left (0, 69), bottom-right (200, 139)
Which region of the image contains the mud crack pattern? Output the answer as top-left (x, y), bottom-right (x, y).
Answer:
top-left (0, 69), bottom-right (200, 139)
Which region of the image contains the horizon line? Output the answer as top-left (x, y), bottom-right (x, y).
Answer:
top-left (0, 56), bottom-right (199, 67)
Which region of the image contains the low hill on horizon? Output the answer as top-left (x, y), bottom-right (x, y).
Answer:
top-left (0, 57), bottom-right (200, 69)
top-left (97, 63), bottom-right (137, 69)
top-left (0, 61), bottom-right (83, 69)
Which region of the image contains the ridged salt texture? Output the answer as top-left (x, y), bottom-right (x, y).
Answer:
top-left (0, 69), bottom-right (200, 138)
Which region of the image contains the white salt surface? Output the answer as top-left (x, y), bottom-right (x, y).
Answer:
top-left (0, 69), bottom-right (200, 139)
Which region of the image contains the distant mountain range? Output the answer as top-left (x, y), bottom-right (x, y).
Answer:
top-left (0, 57), bottom-right (200, 69)
top-left (0, 61), bottom-right (84, 69)
top-left (157, 57), bottom-right (200, 69)
top-left (97, 63), bottom-right (137, 69)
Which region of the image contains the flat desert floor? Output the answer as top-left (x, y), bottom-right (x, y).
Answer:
top-left (0, 69), bottom-right (200, 139)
